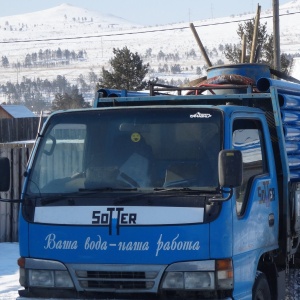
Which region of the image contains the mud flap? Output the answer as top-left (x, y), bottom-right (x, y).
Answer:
top-left (277, 270), bottom-right (286, 300)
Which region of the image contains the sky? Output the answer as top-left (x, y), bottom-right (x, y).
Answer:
top-left (0, 0), bottom-right (292, 26)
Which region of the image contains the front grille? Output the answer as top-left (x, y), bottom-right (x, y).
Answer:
top-left (85, 271), bottom-right (146, 279)
top-left (68, 264), bottom-right (166, 293)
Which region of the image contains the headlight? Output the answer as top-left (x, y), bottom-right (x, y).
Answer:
top-left (185, 272), bottom-right (214, 289)
top-left (162, 271), bottom-right (214, 290)
top-left (161, 259), bottom-right (233, 291)
top-left (29, 270), bottom-right (73, 288)
top-left (18, 257), bottom-right (74, 289)
top-left (162, 272), bottom-right (184, 289)
top-left (55, 270), bottom-right (74, 288)
top-left (29, 270), bottom-right (54, 287)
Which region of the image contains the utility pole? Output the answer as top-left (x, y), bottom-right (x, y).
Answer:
top-left (273, 0), bottom-right (281, 71)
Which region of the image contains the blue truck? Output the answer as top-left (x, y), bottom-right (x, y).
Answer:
top-left (2, 63), bottom-right (300, 299)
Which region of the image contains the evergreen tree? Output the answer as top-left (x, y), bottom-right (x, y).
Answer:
top-left (170, 64), bottom-right (181, 74)
top-left (224, 18), bottom-right (290, 73)
top-left (1, 56), bottom-right (9, 68)
top-left (157, 50), bottom-right (165, 61)
top-left (51, 88), bottom-right (90, 111)
top-left (99, 46), bottom-right (149, 90)
top-left (53, 75), bottom-right (70, 94)
top-left (64, 49), bottom-right (71, 61)
top-left (31, 52), bottom-right (37, 64)
top-left (24, 54), bottom-right (32, 67)
top-left (38, 49), bottom-right (44, 61)
top-left (56, 48), bottom-right (62, 59)
top-left (88, 70), bottom-right (98, 84)
top-left (224, 19), bottom-right (270, 63)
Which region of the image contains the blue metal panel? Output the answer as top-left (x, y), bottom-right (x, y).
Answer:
top-left (209, 200), bottom-right (233, 258)
top-left (28, 223), bottom-right (210, 264)
top-left (232, 250), bottom-right (261, 300)
top-left (18, 216), bottom-right (29, 257)
top-left (228, 110), bottom-right (279, 298)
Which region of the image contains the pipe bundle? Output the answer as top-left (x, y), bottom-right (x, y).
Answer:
top-left (257, 78), bottom-right (300, 181)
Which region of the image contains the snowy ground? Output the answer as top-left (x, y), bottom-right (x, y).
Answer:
top-left (0, 243), bottom-right (21, 300)
top-left (0, 242), bottom-right (300, 299)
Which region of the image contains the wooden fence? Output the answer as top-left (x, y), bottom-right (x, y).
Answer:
top-left (0, 117), bottom-right (42, 143)
top-left (0, 117), bottom-right (42, 242)
top-left (0, 143), bottom-right (34, 242)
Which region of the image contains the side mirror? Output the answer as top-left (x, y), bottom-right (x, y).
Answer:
top-left (219, 150), bottom-right (243, 188)
top-left (0, 157), bottom-right (10, 192)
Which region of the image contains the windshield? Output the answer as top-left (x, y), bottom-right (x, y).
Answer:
top-left (27, 108), bottom-right (222, 194)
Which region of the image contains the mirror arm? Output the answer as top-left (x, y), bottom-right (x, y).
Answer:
top-left (208, 187), bottom-right (233, 203)
top-left (0, 198), bottom-right (22, 203)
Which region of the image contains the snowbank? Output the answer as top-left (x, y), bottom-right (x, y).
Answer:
top-left (0, 243), bottom-right (20, 299)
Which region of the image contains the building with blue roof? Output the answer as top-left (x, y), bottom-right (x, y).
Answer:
top-left (0, 105), bottom-right (36, 119)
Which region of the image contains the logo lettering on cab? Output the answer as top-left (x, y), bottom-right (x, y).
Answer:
top-left (92, 207), bottom-right (137, 235)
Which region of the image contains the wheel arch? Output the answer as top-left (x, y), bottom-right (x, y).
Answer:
top-left (257, 254), bottom-right (280, 299)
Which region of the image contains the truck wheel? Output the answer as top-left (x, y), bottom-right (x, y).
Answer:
top-left (252, 271), bottom-right (271, 300)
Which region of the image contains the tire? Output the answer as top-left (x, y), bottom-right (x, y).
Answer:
top-left (252, 271), bottom-right (271, 300)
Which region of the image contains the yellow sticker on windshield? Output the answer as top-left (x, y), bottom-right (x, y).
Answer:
top-left (131, 132), bottom-right (141, 142)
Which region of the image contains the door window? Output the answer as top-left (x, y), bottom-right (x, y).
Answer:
top-left (232, 119), bottom-right (267, 215)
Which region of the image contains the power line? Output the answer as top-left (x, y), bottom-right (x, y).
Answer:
top-left (0, 10), bottom-right (298, 44)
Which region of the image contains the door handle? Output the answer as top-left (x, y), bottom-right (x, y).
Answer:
top-left (268, 213), bottom-right (275, 227)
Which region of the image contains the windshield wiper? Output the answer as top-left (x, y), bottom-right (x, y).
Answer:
top-left (115, 187), bottom-right (218, 205)
top-left (37, 187), bottom-right (138, 205)
top-left (38, 192), bottom-right (85, 205)
top-left (33, 186), bottom-right (213, 206)
top-left (79, 187), bottom-right (137, 192)
top-left (153, 187), bottom-right (217, 192)
top-left (154, 187), bottom-right (200, 192)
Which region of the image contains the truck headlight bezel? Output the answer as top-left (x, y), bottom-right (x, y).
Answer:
top-left (162, 271), bottom-right (215, 290)
top-left (28, 269), bottom-right (74, 288)
top-left (18, 257), bottom-right (74, 289)
top-left (161, 259), bottom-right (233, 291)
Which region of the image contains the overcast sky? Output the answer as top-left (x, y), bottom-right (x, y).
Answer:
top-left (0, 0), bottom-right (292, 26)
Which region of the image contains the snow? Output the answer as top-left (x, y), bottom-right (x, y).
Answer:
top-left (0, 243), bottom-right (20, 300)
top-left (1, 0), bottom-right (300, 90)
top-left (1, 1), bottom-right (300, 298)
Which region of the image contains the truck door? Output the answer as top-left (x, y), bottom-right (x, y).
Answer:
top-left (231, 116), bottom-right (278, 296)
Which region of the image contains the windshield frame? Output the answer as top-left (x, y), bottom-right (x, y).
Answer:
top-left (25, 107), bottom-right (223, 197)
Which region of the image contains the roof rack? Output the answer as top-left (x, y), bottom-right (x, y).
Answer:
top-left (148, 82), bottom-right (253, 96)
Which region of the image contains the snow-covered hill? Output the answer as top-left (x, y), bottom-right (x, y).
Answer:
top-left (0, 3), bottom-right (139, 36)
top-left (1, 1), bottom-right (300, 89)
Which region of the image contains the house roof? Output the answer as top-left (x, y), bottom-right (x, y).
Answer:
top-left (0, 105), bottom-right (36, 118)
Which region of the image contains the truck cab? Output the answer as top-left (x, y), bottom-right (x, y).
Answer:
top-left (4, 64), bottom-right (300, 299)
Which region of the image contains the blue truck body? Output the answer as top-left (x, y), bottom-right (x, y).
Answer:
top-left (3, 64), bottom-right (300, 299)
